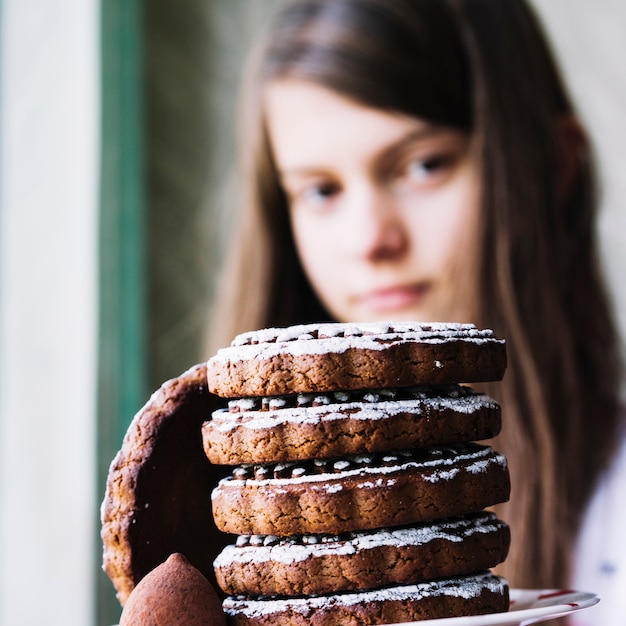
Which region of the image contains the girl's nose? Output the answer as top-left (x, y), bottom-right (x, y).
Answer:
top-left (345, 185), bottom-right (409, 262)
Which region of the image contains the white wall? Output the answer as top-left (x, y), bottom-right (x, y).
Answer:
top-left (0, 1), bottom-right (99, 625)
top-left (531, 0), bottom-right (626, 352)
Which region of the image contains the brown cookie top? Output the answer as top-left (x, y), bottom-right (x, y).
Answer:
top-left (207, 322), bottom-right (506, 398)
top-left (203, 385), bottom-right (501, 465)
top-left (101, 363), bottom-right (230, 606)
top-left (227, 321), bottom-right (498, 348)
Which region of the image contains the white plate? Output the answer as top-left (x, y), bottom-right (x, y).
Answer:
top-left (386, 588), bottom-right (599, 626)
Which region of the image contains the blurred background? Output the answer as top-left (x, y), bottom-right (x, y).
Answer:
top-left (0, 1), bottom-right (624, 624)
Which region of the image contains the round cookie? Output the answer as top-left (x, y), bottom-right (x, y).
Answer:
top-left (214, 512), bottom-right (510, 597)
top-left (101, 363), bottom-right (230, 606)
top-left (211, 443), bottom-right (510, 536)
top-left (207, 322), bottom-right (507, 398)
top-left (222, 571), bottom-right (510, 626)
top-left (203, 385), bottom-right (501, 465)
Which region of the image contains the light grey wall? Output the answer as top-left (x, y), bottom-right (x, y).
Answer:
top-left (530, 0), bottom-right (626, 360)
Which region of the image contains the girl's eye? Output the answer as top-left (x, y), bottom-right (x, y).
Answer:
top-left (406, 154), bottom-right (453, 183)
top-left (298, 181), bottom-right (341, 208)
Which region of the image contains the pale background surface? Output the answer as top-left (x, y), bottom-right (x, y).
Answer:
top-left (534, 0), bottom-right (626, 353)
top-left (0, 1), bottom-right (99, 625)
top-left (0, 2), bottom-right (623, 625)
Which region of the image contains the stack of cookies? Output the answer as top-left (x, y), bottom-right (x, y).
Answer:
top-left (203, 321), bottom-right (511, 625)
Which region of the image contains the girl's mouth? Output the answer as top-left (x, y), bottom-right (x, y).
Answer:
top-left (357, 283), bottom-right (430, 313)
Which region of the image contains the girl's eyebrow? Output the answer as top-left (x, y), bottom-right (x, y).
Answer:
top-left (386, 123), bottom-right (444, 148)
top-left (378, 124), bottom-right (456, 159)
top-left (278, 164), bottom-right (331, 182)
top-left (374, 124), bottom-right (466, 176)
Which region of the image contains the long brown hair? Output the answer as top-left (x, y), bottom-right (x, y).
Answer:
top-left (207, 0), bottom-right (624, 589)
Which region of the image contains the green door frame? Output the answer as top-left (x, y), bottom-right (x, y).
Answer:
top-left (96, 0), bottom-right (147, 624)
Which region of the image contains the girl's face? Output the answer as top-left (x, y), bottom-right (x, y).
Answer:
top-left (265, 80), bottom-right (482, 324)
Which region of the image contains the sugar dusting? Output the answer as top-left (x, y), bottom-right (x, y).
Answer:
top-left (222, 572), bottom-right (507, 617)
top-left (211, 393), bottom-right (497, 433)
top-left (211, 322), bottom-right (504, 363)
top-left (214, 513), bottom-right (506, 568)
top-left (217, 445), bottom-right (506, 489)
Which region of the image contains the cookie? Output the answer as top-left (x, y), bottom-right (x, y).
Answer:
top-left (203, 385), bottom-right (501, 465)
top-left (207, 322), bottom-right (507, 398)
top-left (214, 512), bottom-right (510, 597)
top-left (101, 363), bottom-right (230, 605)
top-left (222, 571), bottom-right (510, 626)
top-left (211, 443), bottom-right (510, 536)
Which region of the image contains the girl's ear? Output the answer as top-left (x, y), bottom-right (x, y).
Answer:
top-left (556, 114), bottom-right (586, 202)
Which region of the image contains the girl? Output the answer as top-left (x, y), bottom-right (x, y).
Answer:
top-left (207, 0), bottom-right (624, 619)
